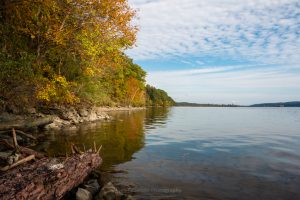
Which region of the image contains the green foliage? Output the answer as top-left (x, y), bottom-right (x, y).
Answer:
top-left (146, 85), bottom-right (175, 107)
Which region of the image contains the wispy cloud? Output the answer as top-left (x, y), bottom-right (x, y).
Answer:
top-left (127, 0), bottom-right (300, 104)
top-left (127, 0), bottom-right (300, 66)
top-left (147, 65), bottom-right (300, 104)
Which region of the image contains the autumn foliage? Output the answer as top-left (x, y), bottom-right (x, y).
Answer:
top-left (0, 0), bottom-right (148, 111)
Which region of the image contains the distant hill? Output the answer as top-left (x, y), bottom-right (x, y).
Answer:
top-left (175, 102), bottom-right (240, 107)
top-left (250, 101), bottom-right (300, 107)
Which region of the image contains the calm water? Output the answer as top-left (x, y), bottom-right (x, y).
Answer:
top-left (35, 107), bottom-right (300, 200)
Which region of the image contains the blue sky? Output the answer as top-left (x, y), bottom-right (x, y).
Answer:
top-left (126, 0), bottom-right (300, 105)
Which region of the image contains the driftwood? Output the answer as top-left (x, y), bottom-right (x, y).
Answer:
top-left (0, 152), bottom-right (102, 200)
top-left (12, 128), bottom-right (18, 150)
top-left (0, 139), bottom-right (44, 159)
top-left (0, 129), bottom-right (102, 199)
top-left (0, 129), bottom-right (36, 140)
top-left (0, 155), bottom-right (35, 172)
top-left (0, 117), bottom-right (53, 131)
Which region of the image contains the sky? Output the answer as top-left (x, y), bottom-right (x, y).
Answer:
top-left (126, 0), bottom-right (300, 105)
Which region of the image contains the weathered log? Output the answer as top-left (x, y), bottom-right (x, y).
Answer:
top-left (0, 152), bottom-right (102, 200)
top-left (0, 117), bottom-right (54, 131)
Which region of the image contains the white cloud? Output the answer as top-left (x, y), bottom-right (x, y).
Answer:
top-left (127, 0), bottom-right (300, 65)
top-left (126, 0), bottom-right (300, 104)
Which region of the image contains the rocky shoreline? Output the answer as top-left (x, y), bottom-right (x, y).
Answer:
top-left (0, 106), bottom-right (145, 131)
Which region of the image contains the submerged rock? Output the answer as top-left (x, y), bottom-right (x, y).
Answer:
top-left (76, 188), bottom-right (93, 200)
top-left (125, 195), bottom-right (135, 200)
top-left (83, 179), bottom-right (100, 196)
top-left (95, 182), bottom-right (123, 200)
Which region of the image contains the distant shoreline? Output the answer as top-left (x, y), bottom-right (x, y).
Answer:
top-left (175, 101), bottom-right (300, 107)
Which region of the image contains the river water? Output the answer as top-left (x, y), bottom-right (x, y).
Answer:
top-left (35, 107), bottom-right (300, 200)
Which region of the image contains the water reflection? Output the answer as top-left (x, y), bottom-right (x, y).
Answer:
top-left (34, 109), bottom-right (167, 169)
top-left (113, 107), bottom-right (300, 200)
top-left (34, 107), bottom-right (300, 200)
top-left (145, 107), bottom-right (171, 128)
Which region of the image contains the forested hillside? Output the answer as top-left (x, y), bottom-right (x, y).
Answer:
top-left (0, 0), bottom-right (150, 112)
top-left (146, 85), bottom-right (175, 107)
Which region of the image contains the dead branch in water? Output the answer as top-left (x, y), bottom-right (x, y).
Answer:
top-left (0, 139), bottom-right (44, 159)
top-left (12, 128), bottom-right (18, 151)
top-left (0, 129), bottom-right (36, 140)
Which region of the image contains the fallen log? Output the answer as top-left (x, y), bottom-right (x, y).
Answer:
top-left (0, 117), bottom-right (54, 131)
top-left (0, 152), bottom-right (102, 200)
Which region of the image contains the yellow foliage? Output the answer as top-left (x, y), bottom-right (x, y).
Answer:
top-left (36, 83), bottom-right (56, 102)
top-left (83, 67), bottom-right (95, 77)
top-left (36, 75), bottom-right (79, 104)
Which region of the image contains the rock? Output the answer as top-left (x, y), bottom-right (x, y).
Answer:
top-left (94, 107), bottom-right (104, 116)
top-left (104, 114), bottom-right (110, 120)
top-left (125, 195), bottom-right (135, 200)
top-left (6, 104), bottom-right (20, 114)
top-left (44, 116), bottom-right (71, 130)
top-left (95, 182), bottom-right (123, 200)
top-left (7, 153), bottom-right (21, 165)
top-left (0, 112), bottom-right (14, 121)
top-left (86, 110), bottom-right (98, 122)
top-left (62, 125), bottom-right (78, 131)
top-left (76, 188), bottom-right (93, 200)
top-left (78, 108), bottom-right (89, 117)
top-left (83, 179), bottom-right (100, 196)
top-left (94, 107), bottom-right (110, 120)
top-left (60, 107), bottom-right (81, 123)
top-left (0, 112), bottom-right (24, 122)
top-left (27, 107), bottom-right (36, 114)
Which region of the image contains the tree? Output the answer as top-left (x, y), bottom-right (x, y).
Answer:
top-left (146, 85), bottom-right (175, 107)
